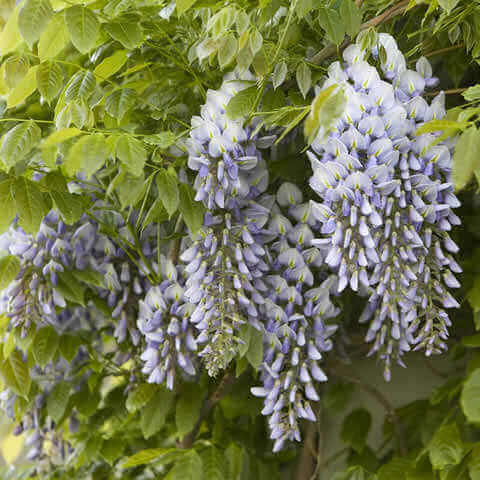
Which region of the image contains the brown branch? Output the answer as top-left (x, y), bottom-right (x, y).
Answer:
top-left (310, 0), bottom-right (410, 65)
top-left (424, 43), bottom-right (464, 58)
top-left (295, 423), bottom-right (317, 480)
top-left (425, 88), bottom-right (467, 96)
top-left (179, 372), bottom-right (235, 449)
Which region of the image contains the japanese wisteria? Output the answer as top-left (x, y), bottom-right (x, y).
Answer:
top-left (308, 33), bottom-right (461, 380)
top-left (0, 33), bottom-right (462, 458)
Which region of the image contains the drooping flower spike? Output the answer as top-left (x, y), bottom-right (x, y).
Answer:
top-left (308, 32), bottom-right (461, 379)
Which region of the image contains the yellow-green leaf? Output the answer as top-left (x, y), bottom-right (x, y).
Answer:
top-left (103, 22), bottom-right (144, 50)
top-left (38, 14), bottom-right (70, 61)
top-left (0, 120), bottom-right (41, 171)
top-left (64, 133), bottom-right (110, 178)
top-left (452, 126), bottom-right (480, 191)
top-left (65, 5), bottom-right (99, 54)
top-left (7, 65), bottom-right (38, 109)
top-left (94, 50), bottom-right (128, 81)
top-left (42, 127), bottom-right (83, 148)
top-left (116, 135), bottom-right (146, 177)
top-left (18, 0), bottom-right (53, 48)
top-left (177, 0), bottom-right (198, 15)
top-left (0, 255), bottom-right (20, 291)
top-left (0, 5), bottom-right (23, 55)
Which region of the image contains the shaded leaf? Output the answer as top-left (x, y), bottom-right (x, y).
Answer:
top-left (428, 423), bottom-right (464, 470)
top-left (461, 369), bottom-right (480, 422)
top-left (0, 256), bottom-right (20, 291)
top-left (165, 450), bottom-right (203, 480)
top-left (141, 389), bottom-right (174, 439)
top-left (156, 168), bottom-right (179, 217)
top-left (0, 120), bottom-right (41, 171)
top-left (341, 408), bottom-right (372, 453)
top-left (318, 7), bottom-right (346, 45)
top-left (36, 61), bottom-right (63, 103)
top-left (123, 448), bottom-right (181, 468)
top-left (178, 183), bottom-right (205, 234)
top-left (126, 383), bottom-right (156, 413)
top-left (226, 86), bottom-right (258, 119)
top-left (176, 383), bottom-right (203, 437)
top-left (18, 0), bottom-right (53, 48)
top-left (33, 327), bottom-right (59, 368)
top-left (340, 0), bottom-right (362, 38)
top-left (47, 381), bottom-right (70, 423)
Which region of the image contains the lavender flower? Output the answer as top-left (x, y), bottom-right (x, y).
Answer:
top-left (137, 257), bottom-right (198, 390)
top-left (253, 183), bottom-right (339, 451)
top-left (308, 33), bottom-right (461, 379)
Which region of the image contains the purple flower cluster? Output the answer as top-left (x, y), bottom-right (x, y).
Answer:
top-left (252, 183), bottom-right (339, 451)
top-left (182, 73), bottom-right (273, 375)
top-left (137, 257), bottom-right (198, 390)
top-left (308, 33), bottom-right (461, 379)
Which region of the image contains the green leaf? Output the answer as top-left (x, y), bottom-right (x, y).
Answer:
top-left (0, 350), bottom-right (31, 399)
top-left (377, 458), bottom-right (410, 480)
top-left (50, 191), bottom-right (85, 224)
top-left (0, 256), bottom-right (20, 291)
top-left (141, 389), bottom-right (174, 439)
top-left (103, 22), bottom-right (144, 50)
top-left (33, 327), bottom-right (59, 368)
top-left (143, 198), bottom-right (169, 226)
top-left (13, 177), bottom-right (48, 234)
top-left (201, 447), bottom-right (226, 480)
top-left (218, 33), bottom-right (238, 69)
top-left (178, 183), bottom-right (205, 235)
top-left (428, 423), bottom-right (464, 470)
top-left (225, 86), bottom-right (258, 119)
top-left (461, 369), bottom-right (480, 422)
top-left (166, 450), bottom-right (203, 480)
top-left (296, 0), bottom-right (315, 18)
top-left (272, 61), bottom-right (287, 89)
top-left (463, 85), bottom-right (480, 102)
top-left (296, 62), bottom-right (311, 98)
top-left (0, 5), bottom-right (23, 55)
top-left (7, 65), bottom-right (38, 109)
top-left (64, 134), bottom-right (110, 178)
top-left (47, 381), bottom-right (70, 423)
top-left (59, 334), bottom-right (83, 362)
top-left (176, 383), bottom-right (203, 437)
top-left (100, 439), bottom-right (125, 466)
top-left (116, 136), bottom-right (146, 177)
top-left (42, 128), bottom-right (83, 148)
top-left (105, 88), bottom-right (136, 119)
top-left (123, 448), bottom-right (181, 468)
top-left (36, 61), bottom-right (63, 103)
top-left (452, 126), bottom-right (480, 191)
top-left (246, 326), bottom-right (263, 370)
top-left (462, 333), bottom-right (480, 348)
top-left (415, 119), bottom-right (466, 135)
top-left (0, 177), bottom-right (16, 233)
top-left (75, 388), bottom-right (100, 417)
top-left (0, 120), bottom-right (41, 171)
top-left (18, 0), bottom-right (53, 48)
top-left (64, 71), bottom-right (96, 102)
top-left (324, 382), bottom-right (354, 412)
top-left (94, 50), bottom-right (128, 80)
top-left (115, 171), bottom-right (146, 209)
top-left (156, 169), bottom-right (179, 217)
top-left (226, 443), bottom-right (246, 479)
top-left (318, 7), bottom-right (346, 45)
top-left (72, 269), bottom-right (105, 288)
top-left (143, 132), bottom-right (176, 148)
top-left (56, 270), bottom-right (86, 306)
top-left (4, 55), bottom-right (29, 89)
top-left (341, 408), bottom-right (372, 453)
top-left (38, 14), bottom-right (70, 61)
top-left (126, 383), bottom-right (156, 413)
top-left (468, 444), bottom-right (480, 480)
top-left (304, 84), bottom-right (346, 145)
top-left (177, 0), bottom-right (198, 15)
top-left (438, 0), bottom-right (460, 12)
top-left (64, 6), bottom-right (100, 54)
top-left (340, 0), bottom-right (362, 38)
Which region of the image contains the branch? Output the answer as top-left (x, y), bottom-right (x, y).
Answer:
top-left (295, 423), bottom-right (317, 480)
top-left (310, 0), bottom-right (410, 65)
top-left (179, 371), bottom-right (235, 449)
top-left (424, 43), bottom-right (464, 58)
top-left (425, 88), bottom-right (467, 96)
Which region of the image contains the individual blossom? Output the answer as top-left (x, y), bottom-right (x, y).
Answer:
top-left (137, 256), bottom-right (198, 390)
top-left (308, 33), bottom-right (461, 379)
top-left (252, 183), bottom-right (339, 451)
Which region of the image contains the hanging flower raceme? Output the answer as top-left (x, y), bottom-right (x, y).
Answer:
top-left (252, 183), bottom-right (339, 452)
top-left (137, 256), bottom-right (198, 390)
top-left (183, 72), bottom-right (272, 376)
top-left (308, 33), bottom-right (461, 379)
top-left (0, 212), bottom-right (93, 334)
